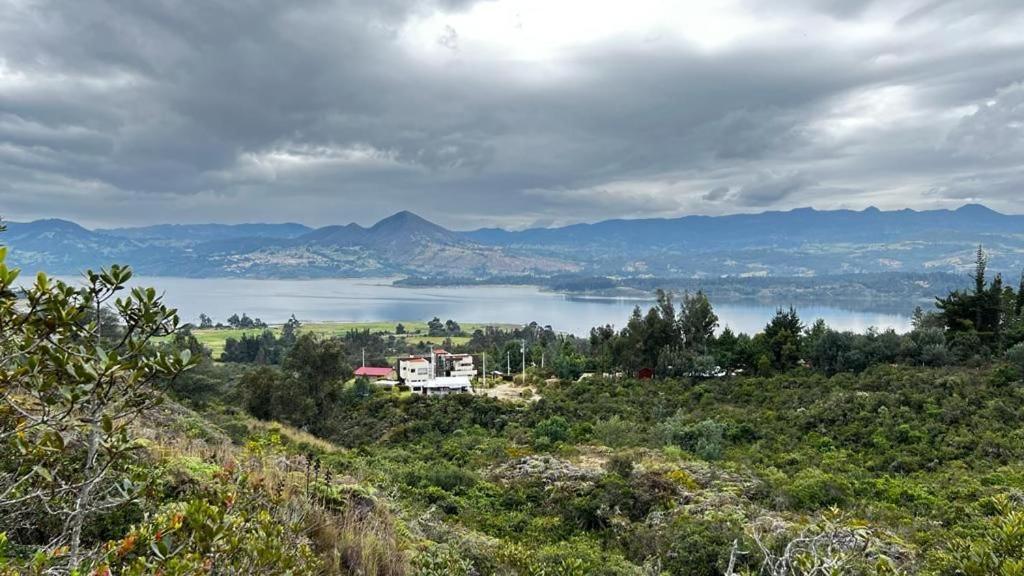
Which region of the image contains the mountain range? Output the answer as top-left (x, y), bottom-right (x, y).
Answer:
top-left (2, 205), bottom-right (1022, 280)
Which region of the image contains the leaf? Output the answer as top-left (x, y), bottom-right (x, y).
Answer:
top-left (32, 466), bottom-right (53, 482)
top-left (101, 414), bottom-right (114, 434)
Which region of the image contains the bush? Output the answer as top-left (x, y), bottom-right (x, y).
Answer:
top-left (592, 416), bottom-right (636, 448)
top-left (533, 416), bottom-right (571, 446)
top-left (930, 495), bottom-right (1024, 575)
top-left (657, 413), bottom-right (727, 461)
top-left (785, 467), bottom-right (852, 510)
top-left (1006, 343), bottom-right (1024, 375)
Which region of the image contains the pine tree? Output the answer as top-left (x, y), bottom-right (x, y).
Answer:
top-left (972, 245), bottom-right (988, 329)
top-left (1016, 272), bottom-right (1024, 317)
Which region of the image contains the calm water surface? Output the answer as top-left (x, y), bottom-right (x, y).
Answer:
top-left (54, 276), bottom-right (914, 335)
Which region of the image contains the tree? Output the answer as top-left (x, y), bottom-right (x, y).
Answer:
top-left (240, 366), bottom-right (289, 420)
top-left (221, 330), bottom-right (283, 364)
top-left (395, 322), bottom-right (406, 335)
top-left (679, 291), bottom-right (718, 353)
top-left (807, 328), bottom-right (854, 376)
top-left (427, 317), bottom-right (445, 337)
top-left (936, 247), bottom-right (1010, 350)
top-left (714, 327), bottom-right (739, 371)
top-left (281, 334), bottom-right (351, 430)
top-left (226, 313), bottom-right (242, 328)
top-left (0, 251), bottom-right (195, 570)
top-left (198, 312), bottom-right (213, 329)
top-left (281, 314), bottom-right (302, 347)
top-left (445, 319), bottom-right (462, 336)
top-left (763, 306), bottom-right (804, 371)
top-left (1016, 273), bottom-right (1024, 317)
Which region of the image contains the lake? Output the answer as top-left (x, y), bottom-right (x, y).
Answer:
top-left (51, 276), bottom-right (915, 336)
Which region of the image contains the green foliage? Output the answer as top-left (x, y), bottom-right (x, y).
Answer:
top-left (764, 306), bottom-right (804, 371)
top-left (931, 495), bottom-right (1024, 576)
top-left (533, 416), bottom-right (570, 446)
top-left (657, 413), bottom-right (728, 461)
top-left (413, 544), bottom-right (472, 576)
top-left (0, 250), bottom-right (196, 570)
top-left (679, 290), bottom-right (718, 352)
top-left (784, 467), bottom-right (853, 510)
top-left (592, 416), bottom-right (636, 448)
top-left (90, 477), bottom-right (320, 576)
top-left (1006, 342), bottom-right (1024, 374)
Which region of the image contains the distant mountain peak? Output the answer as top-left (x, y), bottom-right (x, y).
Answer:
top-left (369, 210), bottom-right (453, 238)
top-left (955, 203), bottom-right (999, 215)
top-left (371, 210), bottom-right (435, 229)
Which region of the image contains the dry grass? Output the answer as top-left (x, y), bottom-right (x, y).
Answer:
top-left (246, 418), bottom-right (340, 454)
top-left (131, 395), bottom-right (412, 576)
top-left (310, 501), bottom-right (409, 576)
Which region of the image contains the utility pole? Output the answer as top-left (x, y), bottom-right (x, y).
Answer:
top-left (521, 339), bottom-right (526, 385)
top-left (507, 350), bottom-right (510, 374)
top-left (361, 348), bottom-right (365, 367)
top-left (482, 352), bottom-right (486, 387)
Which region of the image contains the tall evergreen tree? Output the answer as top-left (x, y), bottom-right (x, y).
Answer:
top-left (679, 290), bottom-right (718, 353)
top-left (1017, 272), bottom-right (1024, 317)
top-left (972, 245), bottom-right (988, 329)
top-left (764, 306), bottom-right (804, 370)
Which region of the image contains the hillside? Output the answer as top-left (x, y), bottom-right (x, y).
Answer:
top-left (3, 204), bottom-right (1023, 278)
top-left (3, 212), bottom-right (578, 278)
top-left (467, 204), bottom-right (1024, 277)
top-left (4, 240), bottom-right (1024, 574)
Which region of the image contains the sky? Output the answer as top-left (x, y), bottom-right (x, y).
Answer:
top-left (1, 0), bottom-right (1022, 230)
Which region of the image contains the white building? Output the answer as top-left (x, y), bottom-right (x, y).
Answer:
top-left (398, 357), bottom-right (432, 385)
top-left (438, 351), bottom-right (477, 378)
top-left (409, 375), bottom-right (473, 396)
top-left (397, 352), bottom-right (476, 395)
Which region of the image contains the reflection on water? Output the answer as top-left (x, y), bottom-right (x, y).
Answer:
top-left (51, 276), bottom-right (915, 336)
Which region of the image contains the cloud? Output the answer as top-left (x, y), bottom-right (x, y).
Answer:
top-left (703, 186), bottom-right (731, 202)
top-left (734, 172), bottom-right (817, 207)
top-left (946, 82), bottom-right (1024, 160)
top-left (0, 0), bottom-right (1023, 228)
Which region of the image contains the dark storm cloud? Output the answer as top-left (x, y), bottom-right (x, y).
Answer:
top-left (0, 0), bottom-right (1022, 228)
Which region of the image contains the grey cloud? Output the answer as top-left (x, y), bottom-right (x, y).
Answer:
top-left (703, 186), bottom-right (731, 202)
top-left (946, 83), bottom-right (1024, 160)
top-left (735, 172), bottom-right (817, 207)
top-left (0, 0), bottom-right (1023, 228)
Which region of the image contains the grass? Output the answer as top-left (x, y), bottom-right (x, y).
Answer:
top-left (191, 321), bottom-right (514, 358)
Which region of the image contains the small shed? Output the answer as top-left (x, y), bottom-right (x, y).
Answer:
top-left (637, 367), bottom-right (654, 380)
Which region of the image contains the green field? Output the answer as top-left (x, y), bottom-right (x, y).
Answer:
top-left (191, 320), bottom-right (510, 357)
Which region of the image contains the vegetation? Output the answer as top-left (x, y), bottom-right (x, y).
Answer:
top-left (3, 233), bottom-right (1024, 575)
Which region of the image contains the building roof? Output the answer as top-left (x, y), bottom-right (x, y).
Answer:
top-left (354, 366), bottom-right (395, 377)
top-left (400, 357), bottom-right (429, 363)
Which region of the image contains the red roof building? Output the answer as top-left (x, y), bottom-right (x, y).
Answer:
top-left (354, 366), bottom-right (397, 379)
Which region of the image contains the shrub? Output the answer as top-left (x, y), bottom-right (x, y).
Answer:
top-left (413, 544), bottom-right (472, 576)
top-left (785, 467), bottom-right (852, 510)
top-left (592, 416), bottom-right (636, 448)
top-left (533, 416), bottom-right (571, 446)
top-left (1006, 343), bottom-right (1024, 375)
top-left (931, 495), bottom-right (1024, 575)
top-left (657, 413), bottom-right (727, 461)
top-left (605, 454), bottom-right (635, 479)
